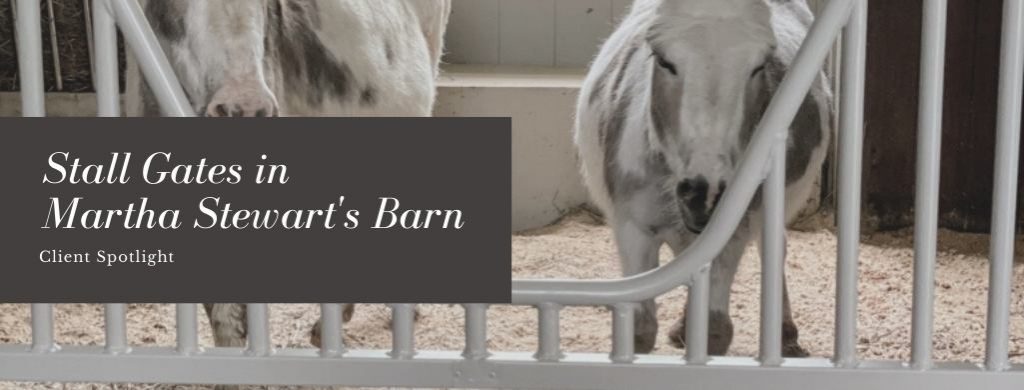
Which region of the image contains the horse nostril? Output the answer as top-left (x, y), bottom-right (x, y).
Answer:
top-left (676, 176), bottom-right (709, 199)
top-left (678, 176), bottom-right (712, 233)
top-left (676, 181), bottom-right (692, 197)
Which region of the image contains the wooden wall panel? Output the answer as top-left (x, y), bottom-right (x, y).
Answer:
top-left (863, 0), bottom-right (1014, 232)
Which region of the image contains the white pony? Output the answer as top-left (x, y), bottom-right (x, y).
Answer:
top-left (575, 0), bottom-right (831, 356)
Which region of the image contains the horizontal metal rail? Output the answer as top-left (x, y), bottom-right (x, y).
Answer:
top-left (0, 347), bottom-right (1021, 389)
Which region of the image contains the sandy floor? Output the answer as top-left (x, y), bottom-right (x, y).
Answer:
top-left (1, 211), bottom-right (1023, 389)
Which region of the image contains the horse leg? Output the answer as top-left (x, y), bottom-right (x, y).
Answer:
top-left (309, 303), bottom-right (368, 347)
top-left (202, 303), bottom-right (247, 348)
top-left (614, 220), bottom-right (661, 353)
top-left (782, 250), bottom-right (809, 357)
top-left (668, 228), bottom-right (748, 355)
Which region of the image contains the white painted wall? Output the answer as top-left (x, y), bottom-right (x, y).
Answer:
top-left (433, 66), bottom-right (590, 231)
top-left (445, 0), bottom-right (828, 67)
top-left (445, 0), bottom-right (632, 67)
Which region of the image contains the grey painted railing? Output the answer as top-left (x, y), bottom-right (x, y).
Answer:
top-left (5, 0), bottom-right (1024, 388)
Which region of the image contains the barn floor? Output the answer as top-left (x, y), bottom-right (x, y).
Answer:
top-left (1, 211), bottom-right (1023, 389)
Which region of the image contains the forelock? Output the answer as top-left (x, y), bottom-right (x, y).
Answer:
top-left (648, 0), bottom-right (774, 56)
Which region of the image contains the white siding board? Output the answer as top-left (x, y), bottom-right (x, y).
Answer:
top-left (555, 0), bottom-right (614, 67)
top-left (612, 0), bottom-right (633, 24)
top-left (499, 0), bottom-right (557, 66)
top-left (445, 0), bottom-right (501, 64)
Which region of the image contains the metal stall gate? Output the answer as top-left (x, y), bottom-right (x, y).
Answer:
top-left (2, 0), bottom-right (1023, 388)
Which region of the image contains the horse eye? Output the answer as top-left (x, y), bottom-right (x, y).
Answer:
top-left (750, 64), bottom-right (766, 78)
top-left (655, 55), bottom-right (678, 75)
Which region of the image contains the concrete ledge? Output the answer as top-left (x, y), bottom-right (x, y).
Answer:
top-left (436, 66), bottom-right (589, 231)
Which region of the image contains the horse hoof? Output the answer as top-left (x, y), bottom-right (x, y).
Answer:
top-left (783, 342), bottom-right (810, 358)
top-left (707, 311), bottom-right (734, 355)
top-left (668, 312), bottom-right (733, 354)
top-left (634, 332), bottom-right (657, 353)
top-left (342, 303), bottom-right (355, 322)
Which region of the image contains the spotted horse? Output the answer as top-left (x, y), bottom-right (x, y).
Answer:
top-left (575, 0), bottom-right (832, 356)
top-left (125, 0), bottom-right (451, 365)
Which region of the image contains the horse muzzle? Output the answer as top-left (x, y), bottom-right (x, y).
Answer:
top-left (676, 176), bottom-right (724, 234)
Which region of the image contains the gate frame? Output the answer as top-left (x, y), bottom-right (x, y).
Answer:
top-left (5, 0), bottom-right (1024, 388)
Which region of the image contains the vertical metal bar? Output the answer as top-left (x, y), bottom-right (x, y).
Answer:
top-left (106, 0), bottom-right (193, 116)
top-left (685, 267), bottom-right (710, 364)
top-left (985, 0), bottom-right (1024, 372)
top-left (104, 304), bottom-right (128, 354)
top-left (319, 303), bottom-right (345, 358)
top-left (835, 0), bottom-right (868, 369)
top-left (610, 303), bottom-right (636, 363)
top-left (462, 304), bottom-right (490, 360)
top-left (45, 0), bottom-right (61, 91)
top-left (92, 0), bottom-right (119, 116)
top-left (389, 304), bottom-right (416, 359)
top-left (15, 0), bottom-right (45, 116)
top-left (9, 0), bottom-right (17, 44)
top-left (175, 304), bottom-right (198, 355)
top-left (83, 0), bottom-right (96, 88)
top-left (30, 304), bottom-right (58, 353)
top-left (245, 303), bottom-right (271, 357)
top-left (535, 303), bottom-right (563, 362)
top-left (759, 139), bottom-right (787, 366)
top-left (911, 0), bottom-right (948, 371)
